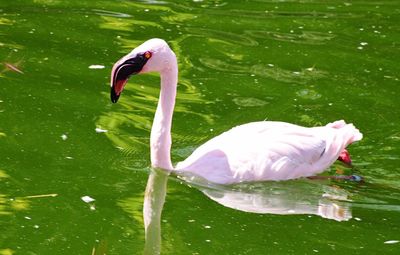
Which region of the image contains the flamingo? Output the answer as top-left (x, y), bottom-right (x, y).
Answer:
top-left (110, 38), bottom-right (362, 185)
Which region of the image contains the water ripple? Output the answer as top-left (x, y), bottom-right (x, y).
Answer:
top-left (186, 28), bottom-right (259, 47)
top-left (92, 9), bottom-right (132, 18)
top-left (246, 30), bottom-right (336, 45)
top-left (199, 58), bottom-right (327, 84)
top-left (233, 97), bottom-right (268, 107)
top-left (99, 16), bottom-right (162, 32)
top-left (97, 78), bottom-right (214, 154)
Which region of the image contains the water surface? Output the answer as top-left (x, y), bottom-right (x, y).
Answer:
top-left (1, 0), bottom-right (400, 254)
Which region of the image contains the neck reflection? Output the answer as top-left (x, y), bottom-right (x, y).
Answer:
top-left (143, 168), bottom-right (169, 255)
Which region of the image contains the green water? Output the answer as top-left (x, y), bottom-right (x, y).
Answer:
top-left (1, 0), bottom-right (400, 254)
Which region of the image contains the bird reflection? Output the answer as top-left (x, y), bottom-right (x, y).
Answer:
top-left (142, 171), bottom-right (352, 254)
top-left (197, 180), bottom-right (351, 222)
top-left (143, 168), bottom-right (169, 255)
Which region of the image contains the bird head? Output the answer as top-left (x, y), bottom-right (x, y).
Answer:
top-left (110, 38), bottom-right (175, 103)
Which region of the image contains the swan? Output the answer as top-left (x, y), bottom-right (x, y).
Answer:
top-left (110, 38), bottom-right (362, 184)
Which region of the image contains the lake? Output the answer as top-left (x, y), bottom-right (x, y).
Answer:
top-left (1, 0), bottom-right (399, 254)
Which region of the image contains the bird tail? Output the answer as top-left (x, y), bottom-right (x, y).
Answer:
top-left (326, 120), bottom-right (363, 146)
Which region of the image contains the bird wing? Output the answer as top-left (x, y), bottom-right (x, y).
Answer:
top-left (176, 121), bottom-right (329, 184)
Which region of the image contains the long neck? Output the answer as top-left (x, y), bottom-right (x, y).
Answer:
top-left (150, 59), bottom-right (178, 170)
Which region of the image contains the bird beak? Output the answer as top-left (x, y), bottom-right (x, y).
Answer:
top-left (110, 53), bottom-right (149, 103)
top-left (337, 149), bottom-right (352, 167)
top-left (110, 57), bottom-right (137, 103)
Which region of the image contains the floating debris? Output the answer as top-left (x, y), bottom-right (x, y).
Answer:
top-left (81, 195), bottom-right (95, 203)
top-left (384, 240), bottom-right (399, 244)
top-left (4, 62), bottom-right (24, 74)
top-left (61, 134), bottom-right (68, 140)
top-left (88, 65), bottom-right (105, 69)
top-left (95, 127), bottom-right (108, 133)
top-left (24, 193), bottom-right (58, 199)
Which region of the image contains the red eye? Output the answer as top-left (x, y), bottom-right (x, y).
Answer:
top-left (144, 51), bottom-right (152, 59)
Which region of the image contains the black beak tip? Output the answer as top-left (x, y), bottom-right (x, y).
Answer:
top-left (110, 86), bottom-right (120, 103)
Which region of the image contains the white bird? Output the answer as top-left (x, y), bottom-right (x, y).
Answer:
top-left (110, 38), bottom-right (362, 185)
